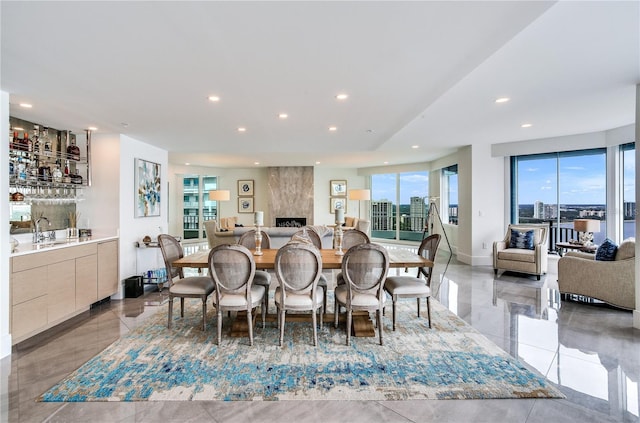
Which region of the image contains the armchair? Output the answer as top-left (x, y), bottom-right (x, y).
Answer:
top-left (204, 217), bottom-right (238, 248)
top-left (493, 224), bottom-right (548, 280)
top-left (558, 239), bottom-right (635, 309)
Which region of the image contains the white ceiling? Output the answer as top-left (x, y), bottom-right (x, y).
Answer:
top-left (2, 1), bottom-right (638, 169)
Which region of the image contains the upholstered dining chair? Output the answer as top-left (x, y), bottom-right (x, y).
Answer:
top-left (384, 234), bottom-right (440, 330)
top-left (208, 244), bottom-right (266, 346)
top-left (334, 243), bottom-right (389, 346)
top-left (335, 229), bottom-right (371, 287)
top-left (291, 227), bottom-right (328, 313)
top-left (274, 242), bottom-right (324, 346)
top-left (157, 234), bottom-right (215, 331)
top-left (238, 229), bottom-right (272, 311)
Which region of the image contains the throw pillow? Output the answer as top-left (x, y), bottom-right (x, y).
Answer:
top-left (595, 238), bottom-right (618, 261)
top-left (509, 229), bottom-right (535, 250)
top-left (235, 223), bottom-right (244, 227)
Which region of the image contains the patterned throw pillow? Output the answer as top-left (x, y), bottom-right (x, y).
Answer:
top-left (595, 238), bottom-right (618, 261)
top-left (509, 229), bottom-right (535, 250)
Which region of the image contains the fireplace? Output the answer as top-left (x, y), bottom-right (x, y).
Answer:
top-left (275, 217), bottom-right (307, 228)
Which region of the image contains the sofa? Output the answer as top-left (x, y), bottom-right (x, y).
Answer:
top-left (343, 216), bottom-right (371, 235)
top-left (205, 218), bottom-right (334, 249)
top-left (493, 223), bottom-right (549, 280)
top-left (558, 238), bottom-right (635, 309)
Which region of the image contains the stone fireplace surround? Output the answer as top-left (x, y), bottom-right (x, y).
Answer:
top-left (268, 166), bottom-right (314, 226)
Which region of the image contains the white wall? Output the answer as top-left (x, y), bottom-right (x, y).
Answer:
top-left (118, 135), bottom-right (168, 299)
top-left (76, 133), bottom-right (120, 233)
top-left (315, 167), bottom-right (364, 224)
top-left (1, 91), bottom-right (11, 357)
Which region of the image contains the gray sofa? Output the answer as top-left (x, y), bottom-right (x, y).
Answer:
top-left (205, 219), bottom-right (334, 249)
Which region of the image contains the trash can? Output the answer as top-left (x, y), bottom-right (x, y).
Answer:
top-left (124, 275), bottom-right (144, 298)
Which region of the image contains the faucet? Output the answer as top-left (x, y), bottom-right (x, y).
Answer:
top-left (33, 216), bottom-right (50, 243)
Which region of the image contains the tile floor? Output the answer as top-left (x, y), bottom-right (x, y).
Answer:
top-left (2, 244), bottom-right (639, 422)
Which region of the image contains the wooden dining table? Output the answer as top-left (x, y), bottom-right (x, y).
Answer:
top-left (173, 247), bottom-right (433, 270)
top-left (172, 247), bottom-right (433, 338)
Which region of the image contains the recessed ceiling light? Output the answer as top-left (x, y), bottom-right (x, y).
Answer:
top-left (495, 97), bottom-right (510, 103)
top-left (121, 122), bottom-right (129, 127)
top-left (88, 126), bottom-right (98, 131)
top-left (521, 123), bottom-right (532, 128)
top-left (237, 127), bottom-right (246, 132)
top-left (328, 126), bottom-right (338, 131)
top-left (185, 163), bottom-right (190, 166)
top-left (411, 145), bottom-right (419, 149)
top-left (278, 113), bottom-right (288, 119)
top-left (19, 103), bottom-right (32, 108)
top-left (366, 129), bottom-right (375, 133)
top-left (208, 96), bottom-right (220, 102)
top-left (315, 161), bottom-right (321, 165)
top-left (383, 161), bottom-right (389, 165)
top-left (335, 93), bottom-right (348, 100)
top-left (254, 162), bottom-right (260, 165)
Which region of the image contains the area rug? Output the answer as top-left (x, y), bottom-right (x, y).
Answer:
top-left (39, 298), bottom-right (564, 402)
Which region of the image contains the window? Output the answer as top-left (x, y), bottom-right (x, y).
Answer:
top-left (511, 148), bottom-right (607, 248)
top-left (371, 171), bottom-right (428, 242)
top-left (622, 143), bottom-right (635, 240)
top-left (442, 165), bottom-right (458, 225)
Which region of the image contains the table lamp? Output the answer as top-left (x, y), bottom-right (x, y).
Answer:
top-left (573, 219), bottom-right (600, 246)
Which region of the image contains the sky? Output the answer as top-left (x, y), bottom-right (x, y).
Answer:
top-left (517, 150), bottom-right (635, 205)
top-left (371, 172), bottom-right (430, 205)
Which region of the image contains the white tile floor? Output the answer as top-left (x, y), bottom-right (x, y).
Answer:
top-left (3, 244), bottom-right (639, 422)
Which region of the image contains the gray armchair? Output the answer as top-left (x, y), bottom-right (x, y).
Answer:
top-left (493, 224), bottom-right (549, 280)
top-left (558, 239), bottom-right (635, 309)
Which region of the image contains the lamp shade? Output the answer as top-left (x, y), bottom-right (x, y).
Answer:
top-left (349, 189), bottom-right (371, 201)
top-left (209, 190), bottom-right (230, 201)
top-left (573, 219), bottom-right (600, 233)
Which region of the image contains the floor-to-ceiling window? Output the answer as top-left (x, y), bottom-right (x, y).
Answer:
top-left (443, 165), bottom-right (458, 225)
top-left (371, 171), bottom-right (428, 242)
top-left (511, 148), bottom-right (607, 249)
top-left (622, 142), bottom-right (636, 240)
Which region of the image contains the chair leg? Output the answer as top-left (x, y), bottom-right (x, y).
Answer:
top-left (217, 309), bottom-right (223, 345)
top-left (262, 294), bottom-right (267, 329)
top-left (392, 299), bottom-right (397, 331)
top-left (346, 309), bottom-right (352, 346)
top-left (201, 297), bottom-right (207, 331)
top-left (427, 297), bottom-right (432, 329)
top-left (279, 309), bottom-right (286, 347)
top-left (377, 309), bottom-right (383, 346)
top-left (180, 297), bottom-right (185, 318)
top-left (168, 296), bottom-right (174, 329)
top-left (417, 297), bottom-right (421, 318)
top-left (247, 308), bottom-right (254, 346)
top-left (312, 308), bottom-right (318, 347)
top-left (334, 298), bottom-right (339, 328)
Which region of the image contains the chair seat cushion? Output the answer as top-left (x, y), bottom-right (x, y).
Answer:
top-left (318, 274), bottom-right (328, 287)
top-left (335, 285), bottom-right (386, 307)
top-left (274, 286), bottom-right (324, 308)
top-left (497, 248), bottom-right (536, 263)
top-left (252, 270), bottom-right (271, 286)
top-left (169, 276), bottom-right (215, 295)
top-left (384, 276), bottom-right (431, 296)
top-left (213, 285), bottom-right (265, 307)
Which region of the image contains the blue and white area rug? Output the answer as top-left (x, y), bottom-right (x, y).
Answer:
top-left (39, 298), bottom-right (563, 401)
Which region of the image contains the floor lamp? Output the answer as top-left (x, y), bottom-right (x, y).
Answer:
top-left (209, 189), bottom-right (230, 220)
top-left (348, 189), bottom-right (370, 220)
top-left (423, 196), bottom-right (452, 264)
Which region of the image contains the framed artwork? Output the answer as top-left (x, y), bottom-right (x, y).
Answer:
top-left (135, 158), bottom-right (161, 217)
top-left (238, 197), bottom-right (254, 213)
top-left (238, 179), bottom-right (254, 196)
top-left (330, 180), bottom-right (347, 196)
top-left (330, 197), bottom-right (347, 213)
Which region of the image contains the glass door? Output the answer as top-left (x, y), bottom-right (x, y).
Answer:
top-left (183, 176), bottom-right (200, 240)
top-left (202, 176), bottom-right (218, 239)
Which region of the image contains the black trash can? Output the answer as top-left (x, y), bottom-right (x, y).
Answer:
top-left (124, 275), bottom-right (144, 298)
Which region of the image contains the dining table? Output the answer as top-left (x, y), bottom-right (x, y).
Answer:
top-left (172, 247), bottom-right (433, 338)
top-left (173, 247), bottom-right (433, 270)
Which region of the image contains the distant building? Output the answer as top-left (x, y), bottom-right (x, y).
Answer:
top-left (371, 199), bottom-right (394, 231)
top-left (624, 202), bottom-right (636, 219)
top-left (534, 201), bottom-right (544, 219)
top-left (409, 197), bottom-right (426, 231)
